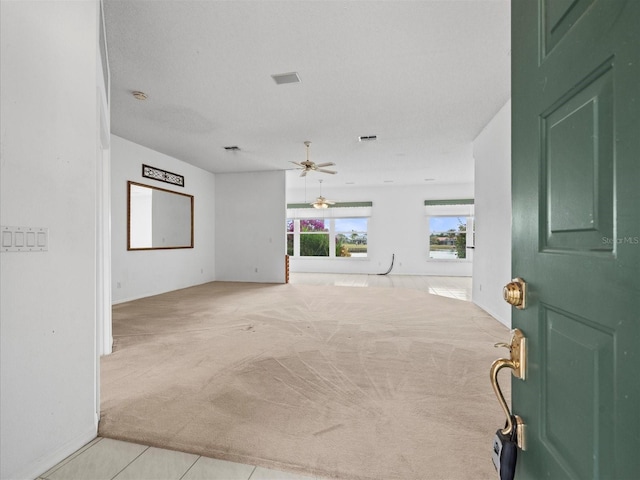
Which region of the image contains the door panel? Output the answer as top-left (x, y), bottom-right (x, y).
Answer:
top-left (511, 0), bottom-right (639, 478)
top-left (542, 0), bottom-right (596, 57)
top-left (541, 305), bottom-right (614, 478)
top-left (541, 60), bottom-right (614, 252)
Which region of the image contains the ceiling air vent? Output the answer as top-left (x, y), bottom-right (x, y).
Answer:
top-left (223, 146), bottom-right (240, 151)
top-left (358, 135), bottom-right (377, 142)
top-left (271, 72), bottom-right (301, 85)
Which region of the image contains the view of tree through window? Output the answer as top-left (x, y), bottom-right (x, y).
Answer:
top-left (299, 219), bottom-right (329, 256)
top-left (429, 216), bottom-right (468, 259)
top-left (335, 218), bottom-right (368, 257)
top-left (286, 218), bottom-right (368, 258)
top-left (286, 219), bottom-right (294, 256)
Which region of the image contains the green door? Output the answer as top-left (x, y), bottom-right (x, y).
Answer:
top-left (511, 1), bottom-right (639, 478)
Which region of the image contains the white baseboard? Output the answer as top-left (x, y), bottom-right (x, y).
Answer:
top-left (473, 299), bottom-right (511, 329)
top-left (9, 427), bottom-right (97, 480)
top-left (112, 279), bottom-right (216, 305)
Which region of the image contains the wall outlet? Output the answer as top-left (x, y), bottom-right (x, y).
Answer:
top-left (116, 282), bottom-right (121, 289)
top-left (200, 268), bottom-right (203, 274)
top-left (254, 267), bottom-right (258, 273)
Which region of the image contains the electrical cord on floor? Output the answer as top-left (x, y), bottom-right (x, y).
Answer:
top-left (377, 253), bottom-right (395, 275)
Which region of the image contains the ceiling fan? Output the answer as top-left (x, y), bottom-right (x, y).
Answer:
top-left (290, 141), bottom-right (337, 177)
top-left (311, 179), bottom-right (336, 209)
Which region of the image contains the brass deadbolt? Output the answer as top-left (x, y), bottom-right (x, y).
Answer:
top-left (503, 277), bottom-right (526, 309)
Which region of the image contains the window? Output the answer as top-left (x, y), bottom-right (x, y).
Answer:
top-left (335, 218), bottom-right (368, 257)
top-left (429, 216), bottom-right (469, 259)
top-left (300, 219), bottom-right (329, 257)
top-left (286, 219), bottom-right (294, 256)
top-left (286, 217), bottom-right (368, 258)
top-left (424, 199), bottom-right (475, 261)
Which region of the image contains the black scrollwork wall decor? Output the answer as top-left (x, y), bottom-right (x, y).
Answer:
top-left (142, 164), bottom-right (185, 187)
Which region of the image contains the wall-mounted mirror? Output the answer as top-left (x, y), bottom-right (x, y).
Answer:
top-left (127, 181), bottom-right (194, 250)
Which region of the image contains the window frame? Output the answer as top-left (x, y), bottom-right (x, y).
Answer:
top-left (428, 215), bottom-right (474, 261)
top-left (286, 217), bottom-right (369, 259)
top-left (424, 200), bottom-right (475, 262)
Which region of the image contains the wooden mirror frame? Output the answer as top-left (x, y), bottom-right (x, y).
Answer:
top-left (127, 181), bottom-right (194, 250)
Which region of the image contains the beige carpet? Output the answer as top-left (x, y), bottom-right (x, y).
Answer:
top-left (100, 281), bottom-right (510, 480)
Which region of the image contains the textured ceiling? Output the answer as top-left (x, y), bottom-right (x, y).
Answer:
top-left (104, 0), bottom-right (510, 188)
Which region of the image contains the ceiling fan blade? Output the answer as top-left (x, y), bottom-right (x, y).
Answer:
top-left (315, 162), bottom-right (335, 168)
top-left (300, 170), bottom-right (308, 177)
top-left (290, 161), bottom-right (304, 167)
top-left (317, 169), bottom-right (337, 175)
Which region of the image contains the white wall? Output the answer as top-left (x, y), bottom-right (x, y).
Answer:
top-left (472, 100), bottom-right (512, 327)
top-left (0, 2), bottom-right (101, 479)
top-left (215, 171), bottom-right (286, 283)
top-left (111, 135), bottom-right (216, 303)
top-left (286, 183), bottom-right (474, 276)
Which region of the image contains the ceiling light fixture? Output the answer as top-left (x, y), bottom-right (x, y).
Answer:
top-left (271, 72), bottom-right (301, 85)
top-left (223, 146), bottom-right (240, 151)
top-left (132, 91), bottom-right (147, 100)
top-left (290, 141), bottom-right (337, 177)
top-left (358, 135), bottom-right (377, 142)
top-left (311, 179), bottom-right (335, 209)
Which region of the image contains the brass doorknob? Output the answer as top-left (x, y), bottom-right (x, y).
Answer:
top-left (503, 277), bottom-right (526, 309)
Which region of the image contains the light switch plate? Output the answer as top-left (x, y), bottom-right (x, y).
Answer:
top-left (1, 226), bottom-right (48, 252)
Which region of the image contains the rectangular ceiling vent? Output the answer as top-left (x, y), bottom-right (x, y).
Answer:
top-left (358, 135), bottom-right (377, 142)
top-left (223, 146), bottom-right (240, 151)
top-left (271, 72), bottom-right (301, 85)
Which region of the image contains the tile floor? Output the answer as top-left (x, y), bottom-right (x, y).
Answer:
top-left (37, 437), bottom-right (322, 480)
top-left (289, 272), bottom-right (472, 301)
top-left (37, 274), bottom-right (471, 480)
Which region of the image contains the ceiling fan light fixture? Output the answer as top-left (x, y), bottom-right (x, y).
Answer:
top-left (311, 180), bottom-right (335, 209)
top-left (291, 141), bottom-right (338, 176)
